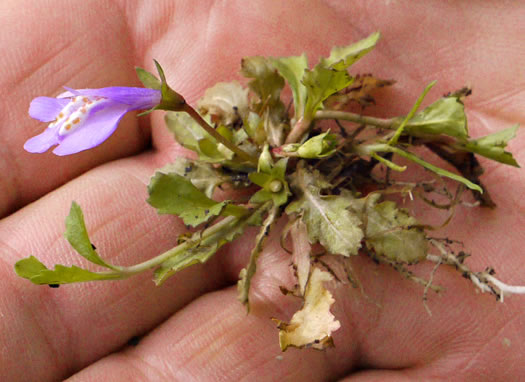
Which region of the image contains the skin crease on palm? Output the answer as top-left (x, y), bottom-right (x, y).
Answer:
top-left (0, 0), bottom-right (524, 380)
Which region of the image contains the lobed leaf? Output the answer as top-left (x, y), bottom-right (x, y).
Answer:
top-left (165, 112), bottom-right (234, 163)
top-left (302, 66), bottom-right (353, 119)
top-left (157, 157), bottom-right (226, 198)
top-left (461, 124), bottom-right (520, 167)
top-left (15, 256), bottom-right (121, 284)
top-left (403, 95), bottom-right (469, 139)
top-left (165, 111), bottom-right (211, 152)
top-left (241, 56), bottom-right (285, 108)
top-left (286, 167), bottom-right (363, 256)
top-left (271, 54), bottom-right (308, 119)
top-left (148, 172), bottom-right (244, 227)
top-left (325, 74), bottom-right (395, 109)
top-left (320, 32), bottom-right (381, 71)
top-left (361, 194), bottom-right (428, 264)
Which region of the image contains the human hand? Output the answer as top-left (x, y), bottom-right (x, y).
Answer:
top-left (1, 1), bottom-right (524, 380)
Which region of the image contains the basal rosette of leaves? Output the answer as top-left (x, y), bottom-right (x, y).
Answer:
top-left (15, 32), bottom-right (525, 351)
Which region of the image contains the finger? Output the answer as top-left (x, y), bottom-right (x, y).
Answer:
top-left (0, 149), bottom-right (231, 382)
top-left (66, 278), bottom-right (355, 381)
top-left (0, 0), bottom-right (151, 217)
top-left (143, 0), bottom-right (380, 153)
top-left (338, 370), bottom-right (417, 381)
top-left (68, 227), bottom-right (525, 381)
top-left (218, 200), bottom-right (525, 378)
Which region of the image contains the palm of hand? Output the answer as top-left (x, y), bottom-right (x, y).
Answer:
top-left (1, 1), bottom-right (524, 380)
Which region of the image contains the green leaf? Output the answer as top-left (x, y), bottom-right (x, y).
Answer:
top-left (154, 204), bottom-right (268, 285)
top-left (158, 158), bottom-right (226, 198)
top-left (153, 60), bottom-right (186, 112)
top-left (387, 146), bottom-right (483, 192)
top-left (303, 66), bottom-right (353, 119)
top-left (135, 67), bottom-right (161, 90)
top-left (148, 172), bottom-right (232, 227)
top-left (238, 206), bottom-right (279, 310)
top-left (165, 111), bottom-right (211, 152)
top-left (241, 56), bottom-right (288, 146)
top-left (461, 125), bottom-right (520, 167)
top-left (65, 202), bottom-right (114, 269)
top-left (286, 167), bottom-right (363, 256)
top-left (320, 31), bottom-right (381, 70)
top-left (249, 157), bottom-right (290, 207)
top-left (403, 95), bottom-right (469, 139)
top-left (363, 194), bottom-right (428, 264)
top-left (154, 243), bottom-right (220, 285)
top-left (198, 138), bottom-right (234, 162)
top-left (282, 131), bottom-right (337, 158)
top-left (243, 111), bottom-right (265, 144)
top-left (165, 112), bottom-right (234, 163)
top-left (258, 144), bottom-right (273, 173)
top-left (241, 56), bottom-right (285, 108)
top-left (271, 54), bottom-right (308, 119)
top-left (15, 256), bottom-right (122, 284)
top-left (197, 81), bottom-right (249, 125)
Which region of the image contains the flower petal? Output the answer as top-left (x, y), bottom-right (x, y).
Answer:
top-left (24, 127), bottom-right (60, 153)
top-left (29, 97), bottom-right (69, 122)
top-left (52, 103), bottom-right (130, 156)
top-left (75, 87), bottom-right (161, 110)
top-left (58, 87), bottom-right (81, 98)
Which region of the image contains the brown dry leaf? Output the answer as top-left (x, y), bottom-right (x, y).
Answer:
top-left (291, 219), bottom-right (311, 296)
top-left (273, 267), bottom-right (340, 351)
top-left (325, 74), bottom-right (395, 110)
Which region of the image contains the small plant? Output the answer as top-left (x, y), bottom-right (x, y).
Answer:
top-left (16, 32), bottom-right (524, 351)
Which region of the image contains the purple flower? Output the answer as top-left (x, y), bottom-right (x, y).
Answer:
top-left (25, 86), bottom-right (161, 155)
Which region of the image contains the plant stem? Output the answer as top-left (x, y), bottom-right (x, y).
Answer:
top-left (101, 202), bottom-right (271, 278)
top-left (314, 110), bottom-right (395, 129)
top-left (285, 116), bottom-right (312, 144)
top-left (238, 205), bottom-right (280, 309)
top-left (183, 104), bottom-right (258, 165)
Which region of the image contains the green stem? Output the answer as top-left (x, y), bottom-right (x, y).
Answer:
top-left (388, 81), bottom-right (435, 146)
top-left (371, 152), bottom-right (407, 172)
top-left (362, 143), bottom-right (483, 193)
top-left (183, 104), bottom-right (258, 165)
top-left (100, 202), bottom-right (271, 278)
top-left (314, 110), bottom-right (395, 128)
top-left (284, 116), bottom-right (312, 144)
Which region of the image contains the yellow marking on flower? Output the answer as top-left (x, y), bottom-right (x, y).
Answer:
top-left (55, 95), bottom-right (108, 136)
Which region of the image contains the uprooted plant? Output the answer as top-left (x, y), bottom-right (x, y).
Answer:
top-left (16, 32), bottom-right (524, 351)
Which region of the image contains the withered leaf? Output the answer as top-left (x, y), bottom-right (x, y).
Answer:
top-left (273, 267), bottom-right (340, 351)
